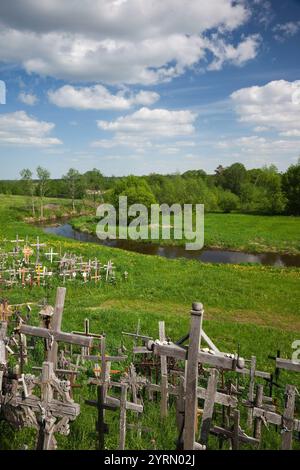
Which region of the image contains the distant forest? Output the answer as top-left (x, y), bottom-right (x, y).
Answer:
top-left (0, 161), bottom-right (300, 215)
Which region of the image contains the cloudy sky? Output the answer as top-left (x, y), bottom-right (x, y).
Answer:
top-left (0, 0), bottom-right (300, 178)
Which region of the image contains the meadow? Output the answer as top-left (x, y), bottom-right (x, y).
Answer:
top-left (0, 194), bottom-right (299, 450)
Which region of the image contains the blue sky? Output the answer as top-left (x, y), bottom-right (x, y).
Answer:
top-left (0, 0), bottom-right (300, 179)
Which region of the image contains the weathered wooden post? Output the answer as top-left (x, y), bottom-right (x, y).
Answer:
top-left (159, 321), bottom-right (168, 418)
top-left (184, 302), bottom-right (203, 450)
top-left (199, 368), bottom-right (219, 446)
top-left (281, 384), bottom-right (296, 450)
top-left (119, 383), bottom-right (128, 450)
top-left (254, 384), bottom-right (264, 443)
top-left (47, 287), bottom-right (66, 366)
top-left (247, 356), bottom-right (256, 428)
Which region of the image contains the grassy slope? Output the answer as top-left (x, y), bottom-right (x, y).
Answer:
top-left (0, 194), bottom-right (299, 450)
top-left (71, 212), bottom-right (300, 254)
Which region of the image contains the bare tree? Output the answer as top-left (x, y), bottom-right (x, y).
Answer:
top-left (36, 166), bottom-right (50, 218)
top-left (20, 168), bottom-right (36, 217)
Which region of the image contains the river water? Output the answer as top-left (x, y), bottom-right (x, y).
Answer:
top-left (40, 222), bottom-right (300, 268)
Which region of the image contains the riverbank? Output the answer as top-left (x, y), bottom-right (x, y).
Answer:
top-left (70, 212), bottom-right (300, 255)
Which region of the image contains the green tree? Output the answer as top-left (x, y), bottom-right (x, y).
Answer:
top-left (111, 175), bottom-right (156, 209)
top-left (217, 163), bottom-right (248, 196)
top-left (218, 190), bottom-right (240, 213)
top-left (36, 166), bottom-right (50, 218)
top-left (83, 168), bottom-right (104, 207)
top-left (282, 160), bottom-right (300, 215)
top-left (63, 168), bottom-right (81, 212)
top-left (20, 168), bottom-right (36, 217)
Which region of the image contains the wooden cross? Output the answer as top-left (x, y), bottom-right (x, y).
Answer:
top-left (23, 245), bottom-right (34, 264)
top-left (18, 266), bottom-right (30, 287)
top-left (0, 299), bottom-right (13, 322)
top-left (10, 234), bottom-right (24, 253)
top-left (20, 287), bottom-right (94, 367)
top-left (6, 361), bottom-right (81, 450)
top-left (148, 302), bottom-right (245, 450)
top-left (31, 237), bottom-right (46, 264)
top-left (85, 384), bottom-right (118, 450)
top-left (35, 264), bottom-right (44, 287)
top-left (72, 318), bottom-right (103, 357)
top-left (252, 383), bottom-right (300, 450)
top-left (104, 260), bottom-right (114, 281)
top-left (45, 248), bottom-right (59, 264)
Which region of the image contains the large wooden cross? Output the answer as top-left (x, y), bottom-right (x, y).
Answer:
top-left (6, 361), bottom-right (81, 450)
top-left (147, 302), bottom-right (245, 450)
top-left (20, 287), bottom-right (93, 367)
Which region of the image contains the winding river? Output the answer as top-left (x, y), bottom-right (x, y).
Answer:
top-left (40, 222), bottom-right (300, 268)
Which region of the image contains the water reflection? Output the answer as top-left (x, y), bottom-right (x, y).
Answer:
top-left (41, 223), bottom-right (300, 268)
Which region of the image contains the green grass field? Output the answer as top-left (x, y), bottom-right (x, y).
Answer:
top-left (71, 212), bottom-right (300, 254)
top-left (0, 194), bottom-right (299, 450)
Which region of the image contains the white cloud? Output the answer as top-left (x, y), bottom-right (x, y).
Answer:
top-left (97, 107), bottom-right (197, 137)
top-left (48, 85), bottom-right (159, 110)
top-left (18, 92), bottom-right (38, 106)
top-left (0, 110), bottom-right (62, 146)
top-left (0, 0), bottom-right (259, 84)
top-left (273, 21), bottom-right (300, 41)
top-left (231, 80), bottom-right (300, 136)
top-left (206, 34), bottom-right (261, 71)
top-left (215, 135), bottom-right (300, 167)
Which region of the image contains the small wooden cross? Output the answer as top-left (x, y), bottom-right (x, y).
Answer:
top-left (45, 248), bottom-right (59, 264)
top-left (31, 237), bottom-right (46, 265)
top-left (10, 234), bottom-right (24, 253)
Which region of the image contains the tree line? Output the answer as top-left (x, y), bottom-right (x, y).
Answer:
top-left (0, 161), bottom-right (299, 216)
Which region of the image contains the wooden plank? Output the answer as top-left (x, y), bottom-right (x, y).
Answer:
top-left (184, 302), bottom-right (203, 450)
top-left (197, 387), bottom-right (237, 408)
top-left (252, 408), bottom-right (300, 432)
top-left (247, 356), bottom-right (256, 428)
top-left (20, 325), bottom-right (93, 348)
top-left (153, 342), bottom-right (245, 370)
top-left (119, 384), bottom-right (128, 450)
top-left (199, 368), bottom-right (219, 446)
top-left (232, 409), bottom-right (240, 450)
top-left (281, 384), bottom-right (296, 450)
top-left (105, 395), bottom-right (143, 413)
top-left (276, 358), bottom-right (300, 373)
top-left (48, 287), bottom-right (66, 365)
top-left (254, 384), bottom-right (264, 443)
top-left (159, 321), bottom-right (168, 419)
top-left (201, 330), bottom-right (220, 353)
top-left (211, 426), bottom-right (259, 446)
top-left (0, 322), bottom-right (7, 365)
